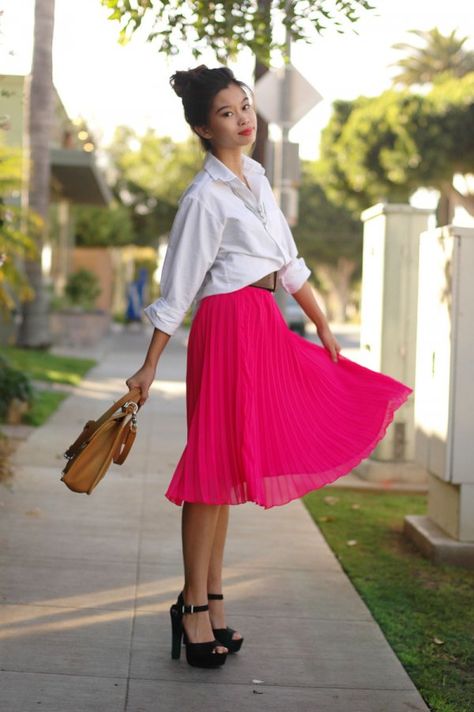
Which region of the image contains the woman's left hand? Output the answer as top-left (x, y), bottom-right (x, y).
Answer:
top-left (317, 323), bottom-right (342, 363)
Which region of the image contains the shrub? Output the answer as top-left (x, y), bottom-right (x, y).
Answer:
top-left (0, 355), bottom-right (34, 420)
top-left (64, 268), bottom-right (102, 311)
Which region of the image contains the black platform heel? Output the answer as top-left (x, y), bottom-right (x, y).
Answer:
top-left (208, 593), bottom-right (244, 654)
top-left (170, 592), bottom-right (228, 668)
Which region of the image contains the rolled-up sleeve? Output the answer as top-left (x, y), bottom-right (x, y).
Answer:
top-left (143, 196), bottom-right (224, 336)
top-left (276, 213), bottom-right (311, 294)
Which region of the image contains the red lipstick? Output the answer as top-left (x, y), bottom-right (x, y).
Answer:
top-left (238, 127), bottom-right (254, 136)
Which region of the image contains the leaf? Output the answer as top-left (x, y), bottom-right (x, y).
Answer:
top-left (346, 539), bottom-right (358, 546)
top-left (24, 508), bottom-right (42, 517)
top-left (323, 495), bottom-right (339, 505)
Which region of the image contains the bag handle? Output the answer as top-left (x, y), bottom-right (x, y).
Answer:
top-left (64, 387), bottom-right (142, 460)
top-left (93, 386), bottom-right (142, 430)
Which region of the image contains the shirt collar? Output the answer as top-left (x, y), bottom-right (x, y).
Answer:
top-left (203, 151), bottom-right (265, 183)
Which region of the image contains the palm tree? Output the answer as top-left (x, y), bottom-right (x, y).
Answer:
top-left (17, 0), bottom-right (56, 347)
top-left (391, 28), bottom-right (474, 87)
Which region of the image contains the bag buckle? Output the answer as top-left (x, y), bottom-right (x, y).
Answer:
top-left (122, 401), bottom-right (139, 415)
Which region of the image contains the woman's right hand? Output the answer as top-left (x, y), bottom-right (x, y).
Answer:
top-left (125, 363), bottom-right (156, 407)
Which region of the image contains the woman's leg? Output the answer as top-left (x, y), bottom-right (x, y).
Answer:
top-left (181, 502), bottom-right (228, 652)
top-left (207, 505), bottom-right (242, 641)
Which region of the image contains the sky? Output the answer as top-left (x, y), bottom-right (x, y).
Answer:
top-left (1, 0), bottom-right (473, 160)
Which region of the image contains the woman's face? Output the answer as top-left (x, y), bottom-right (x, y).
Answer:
top-left (196, 83), bottom-right (257, 151)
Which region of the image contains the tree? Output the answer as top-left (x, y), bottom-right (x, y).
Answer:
top-left (101, 0), bottom-right (378, 212)
top-left (101, 0), bottom-right (376, 65)
top-left (17, 0), bottom-right (56, 347)
top-left (72, 203), bottom-right (135, 248)
top-left (293, 160), bottom-right (362, 321)
top-left (0, 141), bottom-right (37, 315)
top-left (74, 128), bottom-right (203, 247)
top-left (109, 128), bottom-right (202, 207)
top-left (391, 28), bottom-right (474, 87)
top-left (109, 127), bottom-right (204, 243)
top-left (318, 74), bottom-right (474, 220)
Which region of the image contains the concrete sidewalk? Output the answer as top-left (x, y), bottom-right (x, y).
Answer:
top-left (0, 328), bottom-right (429, 712)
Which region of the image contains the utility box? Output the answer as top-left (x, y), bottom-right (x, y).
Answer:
top-left (414, 225), bottom-right (474, 542)
top-left (359, 203), bottom-right (434, 461)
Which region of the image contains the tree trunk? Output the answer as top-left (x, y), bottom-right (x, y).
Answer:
top-left (17, 0), bottom-right (56, 347)
top-left (437, 189), bottom-right (454, 226)
top-left (251, 0), bottom-right (271, 167)
top-left (439, 179), bottom-right (474, 223)
top-left (316, 258), bottom-right (357, 323)
top-left (252, 58), bottom-right (269, 166)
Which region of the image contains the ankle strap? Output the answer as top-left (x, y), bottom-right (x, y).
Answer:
top-left (208, 593), bottom-right (224, 600)
top-left (181, 603), bottom-right (209, 614)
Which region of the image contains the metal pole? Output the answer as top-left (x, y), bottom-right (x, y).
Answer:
top-left (279, 3), bottom-right (293, 219)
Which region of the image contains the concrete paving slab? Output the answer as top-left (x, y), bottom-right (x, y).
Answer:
top-left (128, 614), bottom-right (413, 691)
top-left (135, 563), bottom-right (373, 621)
top-left (125, 679), bottom-right (428, 712)
top-left (0, 558), bottom-right (138, 610)
top-left (0, 604), bottom-right (133, 677)
top-left (138, 502), bottom-right (344, 572)
top-left (0, 671), bottom-right (126, 712)
top-left (0, 508), bottom-right (141, 564)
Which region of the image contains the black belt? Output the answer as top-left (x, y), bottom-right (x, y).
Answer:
top-left (249, 271), bottom-right (277, 292)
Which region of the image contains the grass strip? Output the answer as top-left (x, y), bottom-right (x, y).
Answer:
top-left (23, 390), bottom-right (68, 427)
top-left (3, 347), bottom-right (95, 386)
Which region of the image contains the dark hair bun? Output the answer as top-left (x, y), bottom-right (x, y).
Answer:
top-left (170, 65), bottom-right (209, 98)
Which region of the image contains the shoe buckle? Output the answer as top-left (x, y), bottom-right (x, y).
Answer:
top-left (181, 604), bottom-right (194, 614)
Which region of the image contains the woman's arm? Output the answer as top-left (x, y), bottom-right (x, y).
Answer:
top-left (125, 195), bottom-right (224, 405)
top-left (143, 196), bottom-right (224, 336)
top-left (291, 281), bottom-right (341, 363)
top-left (125, 327), bottom-right (171, 406)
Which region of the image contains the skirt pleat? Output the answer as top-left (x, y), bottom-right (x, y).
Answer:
top-left (165, 286), bottom-right (412, 509)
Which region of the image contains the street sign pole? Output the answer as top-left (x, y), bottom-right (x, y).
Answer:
top-left (279, 30), bottom-right (297, 226)
top-left (254, 43), bottom-right (322, 226)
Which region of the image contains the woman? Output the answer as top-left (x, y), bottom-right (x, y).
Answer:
top-left (125, 65), bottom-right (412, 669)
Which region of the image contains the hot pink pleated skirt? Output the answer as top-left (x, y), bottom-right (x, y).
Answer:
top-left (165, 285), bottom-right (412, 509)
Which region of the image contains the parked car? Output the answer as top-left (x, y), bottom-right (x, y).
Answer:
top-left (284, 294), bottom-right (309, 335)
top-left (281, 286), bottom-right (327, 336)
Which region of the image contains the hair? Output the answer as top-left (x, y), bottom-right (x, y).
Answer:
top-left (170, 65), bottom-right (253, 152)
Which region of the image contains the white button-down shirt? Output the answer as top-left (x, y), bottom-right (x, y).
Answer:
top-left (144, 151), bottom-right (311, 336)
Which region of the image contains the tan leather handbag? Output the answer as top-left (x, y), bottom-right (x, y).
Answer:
top-left (61, 387), bottom-right (141, 495)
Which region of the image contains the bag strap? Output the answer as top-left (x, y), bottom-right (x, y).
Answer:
top-left (64, 387), bottom-right (141, 460)
top-left (113, 419), bottom-right (137, 465)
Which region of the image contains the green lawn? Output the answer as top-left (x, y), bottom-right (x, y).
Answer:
top-left (303, 488), bottom-right (474, 712)
top-left (2, 347), bottom-right (96, 426)
top-left (3, 347), bottom-right (96, 386)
